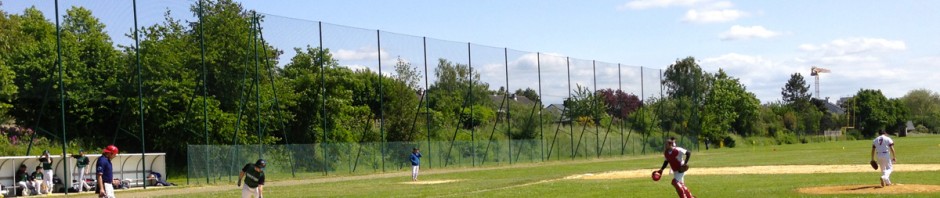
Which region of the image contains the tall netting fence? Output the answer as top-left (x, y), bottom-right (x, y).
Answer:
top-left (2, 0), bottom-right (728, 187)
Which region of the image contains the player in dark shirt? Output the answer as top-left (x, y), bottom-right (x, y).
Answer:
top-left (238, 159), bottom-right (266, 198)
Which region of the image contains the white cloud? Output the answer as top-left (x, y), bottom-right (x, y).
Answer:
top-left (701, 53), bottom-right (799, 102)
top-left (698, 39), bottom-right (931, 102)
top-left (799, 37), bottom-right (906, 56)
top-left (720, 25), bottom-right (781, 40)
top-left (343, 64), bottom-right (370, 72)
top-left (617, 0), bottom-right (706, 10)
top-left (618, 0), bottom-right (745, 23)
top-left (682, 8), bottom-right (745, 23)
top-left (791, 37), bottom-right (918, 99)
top-left (334, 47), bottom-right (388, 61)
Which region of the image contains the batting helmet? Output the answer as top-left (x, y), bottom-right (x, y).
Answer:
top-left (651, 170), bottom-right (662, 181)
top-left (255, 159), bottom-right (267, 169)
top-left (103, 145), bottom-right (119, 154)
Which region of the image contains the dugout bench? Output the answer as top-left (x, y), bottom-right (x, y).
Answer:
top-left (0, 153), bottom-right (165, 196)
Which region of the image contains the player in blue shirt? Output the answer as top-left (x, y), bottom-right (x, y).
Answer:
top-left (410, 148), bottom-right (422, 181)
top-left (97, 145), bottom-right (119, 198)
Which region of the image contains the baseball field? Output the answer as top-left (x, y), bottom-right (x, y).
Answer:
top-left (69, 134), bottom-right (940, 197)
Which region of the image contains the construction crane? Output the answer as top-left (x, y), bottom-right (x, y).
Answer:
top-left (810, 66), bottom-right (830, 98)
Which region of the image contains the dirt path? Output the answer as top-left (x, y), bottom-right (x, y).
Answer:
top-left (572, 164), bottom-right (940, 180)
top-left (798, 184), bottom-right (940, 194)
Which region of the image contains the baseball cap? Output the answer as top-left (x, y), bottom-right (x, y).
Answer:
top-left (104, 145), bottom-right (120, 154)
top-left (255, 159), bottom-right (267, 169)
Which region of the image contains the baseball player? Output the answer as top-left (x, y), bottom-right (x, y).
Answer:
top-left (38, 150), bottom-right (54, 194)
top-left (73, 149), bottom-right (92, 192)
top-left (97, 145), bottom-right (119, 198)
top-left (655, 137), bottom-right (694, 198)
top-left (871, 130), bottom-right (897, 187)
top-left (410, 148), bottom-right (422, 181)
top-left (15, 164), bottom-right (32, 196)
top-left (31, 166), bottom-right (45, 195)
top-left (238, 159), bottom-right (266, 198)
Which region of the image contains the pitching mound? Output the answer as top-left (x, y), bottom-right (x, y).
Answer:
top-left (573, 164), bottom-right (940, 180)
top-left (798, 184), bottom-right (940, 194)
top-left (401, 179), bottom-right (460, 185)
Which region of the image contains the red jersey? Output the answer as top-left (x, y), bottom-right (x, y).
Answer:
top-left (664, 147), bottom-right (688, 171)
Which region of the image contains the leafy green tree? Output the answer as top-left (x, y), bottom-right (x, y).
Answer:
top-left (283, 47), bottom-right (371, 143)
top-left (756, 103), bottom-right (785, 137)
top-left (630, 106), bottom-right (659, 134)
top-left (352, 67), bottom-right (420, 142)
top-left (514, 88), bottom-right (540, 104)
top-left (562, 84), bottom-right (604, 125)
top-left (852, 89), bottom-right (907, 137)
top-left (661, 57), bottom-right (707, 138)
top-left (900, 89), bottom-right (940, 133)
top-left (7, 7), bottom-right (65, 136)
top-left (781, 73), bottom-right (825, 136)
top-left (651, 97), bottom-right (684, 133)
top-left (459, 105), bottom-right (494, 129)
top-left (0, 9), bottom-right (21, 122)
top-left (59, 6), bottom-right (126, 142)
top-left (662, 57), bottom-right (707, 101)
top-left (427, 58), bottom-right (491, 126)
top-left (781, 73), bottom-right (811, 104)
top-left (700, 70), bottom-right (737, 141)
top-left (393, 57), bottom-right (421, 91)
top-left (193, 0), bottom-right (267, 111)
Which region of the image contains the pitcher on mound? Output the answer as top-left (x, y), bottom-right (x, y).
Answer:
top-left (655, 137), bottom-right (694, 198)
top-left (871, 130), bottom-right (897, 187)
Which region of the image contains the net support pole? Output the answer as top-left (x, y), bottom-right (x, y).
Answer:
top-left (537, 53), bottom-right (544, 162)
top-left (54, 0), bottom-right (70, 194)
top-left (133, 0), bottom-right (147, 189)
top-left (592, 60), bottom-right (598, 158)
top-left (503, 48), bottom-right (511, 164)
top-left (251, 12), bottom-right (263, 160)
top-left (468, 42), bottom-right (474, 167)
top-left (318, 21), bottom-right (327, 176)
top-left (377, 30), bottom-right (385, 172)
top-left (566, 57), bottom-right (573, 159)
top-left (618, 64), bottom-right (624, 155)
top-left (423, 37), bottom-right (431, 169)
top-left (196, 0), bottom-right (210, 184)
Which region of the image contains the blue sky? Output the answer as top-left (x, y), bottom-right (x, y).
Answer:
top-left (5, 0), bottom-right (940, 105)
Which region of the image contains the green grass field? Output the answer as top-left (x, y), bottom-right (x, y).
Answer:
top-left (78, 134), bottom-right (940, 197)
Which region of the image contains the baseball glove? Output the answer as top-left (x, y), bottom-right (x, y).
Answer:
top-left (870, 160), bottom-right (878, 170)
top-left (678, 164), bottom-right (690, 173)
top-left (651, 170), bottom-right (662, 181)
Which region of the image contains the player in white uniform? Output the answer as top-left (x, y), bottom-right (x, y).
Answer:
top-left (870, 130), bottom-right (896, 187)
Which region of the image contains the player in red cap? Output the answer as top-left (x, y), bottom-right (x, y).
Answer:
top-left (97, 145), bottom-right (119, 198)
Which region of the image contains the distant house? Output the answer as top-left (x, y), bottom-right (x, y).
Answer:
top-left (903, 120), bottom-right (914, 137)
top-left (488, 94), bottom-right (535, 107)
top-left (821, 101), bottom-right (845, 114)
top-left (544, 104), bottom-right (565, 115)
top-left (544, 104), bottom-right (570, 124)
top-left (488, 94), bottom-right (537, 120)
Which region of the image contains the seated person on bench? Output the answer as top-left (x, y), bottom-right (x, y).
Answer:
top-left (31, 166), bottom-right (47, 195)
top-left (15, 164), bottom-right (32, 195)
top-left (147, 171), bottom-right (171, 186)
